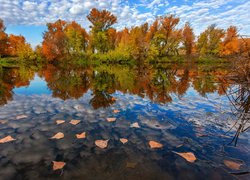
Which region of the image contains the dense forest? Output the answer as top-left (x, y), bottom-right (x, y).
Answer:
top-left (0, 8), bottom-right (250, 64)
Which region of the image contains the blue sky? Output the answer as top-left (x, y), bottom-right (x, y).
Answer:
top-left (1, 0), bottom-right (249, 47)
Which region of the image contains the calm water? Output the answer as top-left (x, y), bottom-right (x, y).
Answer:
top-left (0, 63), bottom-right (249, 179)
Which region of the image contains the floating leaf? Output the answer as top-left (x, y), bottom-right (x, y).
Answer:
top-left (149, 141), bottom-right (163, 149)
top-left (173, 151), bottom-right (196, 163)
top-left (0, 120), bottom-right (7, 124)
top-left (52, 161), bottom-right (66, 170)
top-left (224, 159), bottom-right (243, 170)
top-left (70, 120), bottom-right (80, 125)
top-left (76, 132), bottom-right (86, 139)
top-left (0, 135), bottom-right (16, 144)
top-left (126, 162), bottom-right (137, 168)
top-left (50, 132), bottom-right (64, 140)
top-left (130, 122), bottom-right (140, 128)
top-left (56, 120), bottom-right (65, 125)
top-left (16, 115), bottom-right (28, 120)
top-left (95, 140), bottom-right (109, 149)
top-left (120, 138), bottom-right (128, 144)
top-left (113, 109), bottom-right (120, 113)
top-left (107, 118), bottom-right (116, 122)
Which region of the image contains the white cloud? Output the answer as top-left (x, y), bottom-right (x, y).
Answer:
top-left (0, 0), bottom-right (249, 36)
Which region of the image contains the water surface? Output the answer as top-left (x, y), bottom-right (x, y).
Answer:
top-left (0, 63), bottom-right (249, 179)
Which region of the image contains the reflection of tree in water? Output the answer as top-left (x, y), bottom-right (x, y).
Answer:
top-left (42, 64), bottom-right (91, 100)
top-left (151, 67), bottom-right (177, 103)
top-left (0, 66), bottom-right (34, 105)
top-left (223, 58), bottom-right (250, 146)
top-left (90, 71), bottom-right (116, 109)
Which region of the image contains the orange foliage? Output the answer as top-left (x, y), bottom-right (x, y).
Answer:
top-left (220, 26), bottom-right (239, 56)
top-left (87, 8), bottom-right (117, 32)
top-left (0, 19), bottom-right (8, 56)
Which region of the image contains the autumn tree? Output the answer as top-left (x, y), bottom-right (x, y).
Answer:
top-left (148, 15), bottom-right (182, 58)
top-left (128, 23), bottom-right (149, 59)
top-left (220, 26), bottom-right (239, 56)
top-left (7, 34), bottom-right (34, 59)
top-left (65, 21), bottom-right (89, 55)
top-left (182, 23), bottom-right (195, 55)
top-left (87, 8), bottom-right (117, 53)
top-left (42, 20), bottom-right (88, 60)
top-left (42, 19), bottom-right (68, 61)
top-left (0, 19), bottom-right (8, 57)
top-left (197, 24), bottom-right (225, 55)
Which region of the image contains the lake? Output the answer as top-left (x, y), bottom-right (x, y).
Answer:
top-left (0, 62), bottom-right (249, 179)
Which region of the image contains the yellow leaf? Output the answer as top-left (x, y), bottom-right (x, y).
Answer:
top-left (107, 118), bottom-right (116, 122)
top-left (0, 135), bottom-right (16, 144)
top-left (70, 120), bottom-right (80, 125)
top-left (113, 109), bottom-right (120, 113)
top-left (56, 120), bottom-right (65, 125)
top-left (224, 159), bottom-right (243, 170)
top-left (76, 132), bottom-right (86, 139)
top-left (149, 141), bottom-right (163, 149)
top-left (173, 151), bottom-right (196, 163)
top-left (52, 161), bottom-right (66, 170)
top-left (16, 115), bottom-right (28, 120)
top-left (95, 140), bottom-right (109, 149)
top-left (50, 132), bottom-right (64, 140)
top-left (120, 138), bottom-right (128, 144)
top-left (130, 122), bottom-right (140, 128)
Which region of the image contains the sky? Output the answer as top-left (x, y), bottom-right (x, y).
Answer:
top-left (1, 0), bottom-right (250, 47)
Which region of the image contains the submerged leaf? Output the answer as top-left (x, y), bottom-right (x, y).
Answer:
top-left (173, 151), bottom-right (196, 163)
top-left (52, 161), bottom-right (66, 170)
top-left (130, 122), bottom-right (140, 128)
top-left (50, 132), bottom-right (64, 140)
top-left (0, 120), bottom-right (7, 124)
top-left (224, 159), bottom-right (243, 170)
top-left (120, 138), bottom-right (128, 144)
top-left (76, 132), bottom-right (86, 139)
top-left (16, 115), bottom-right (28, 120)
top-left (107, 118), bottom-right (116, 122)
top-left (56, 120), bottom-right (65, 125)
top-left (95, 140), bottom-right (109, 149)
top-left (149, 141), bottom-right (163, 149)
top-left (70, 120), bottom-right (80, 125)
top-left (0, 135), bottom-right (16, 144)
top-left (126, 162), bottom-right (137, 168)
top-left (113, 109), bottom-right (120, 113)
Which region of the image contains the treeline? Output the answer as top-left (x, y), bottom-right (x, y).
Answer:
top-left (1, 8), bottom-right (250, 63)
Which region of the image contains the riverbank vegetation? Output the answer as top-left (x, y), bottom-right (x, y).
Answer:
top-left (1, 8), bottom-right (250, 65)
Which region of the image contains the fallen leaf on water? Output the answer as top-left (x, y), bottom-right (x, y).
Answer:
top-left (173, 151), bottom-right (196, 163)
top-left (50, 132), bottom-right (64, 140)
top-left (113, 109), bottom-right (120, 113)
top-left (130, 122), bottom-right (140, 128)
top-left (0, 120), bottom-right (7, 124)
top-left (52, 161), bottom-right (66, 170)
top-left (70, 120), bottom-right (80, 125)
top-left (0, 135), bottom-right (16, 144)
top-left (107, 118), bottom-right (116, 122)
top-left (126, 162), bottom-right (137, 168)
top-left (76, 132), bottom-right (86, 139)
top-left (95, 140), bottom-right (109, 149)
top-left (56, 120), bottom-right (65, 125)
top-left (224, 159), bottom-right (243, 170)
top-left (16, 115), bottom-right (28, 120)
top-left (120, 138), bottom-right (128, 144)
top-left (149, 141), bottom-right (163, 149)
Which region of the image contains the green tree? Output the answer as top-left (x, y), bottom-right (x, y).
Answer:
top-left (197, 24), bottom-right (225, 55)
